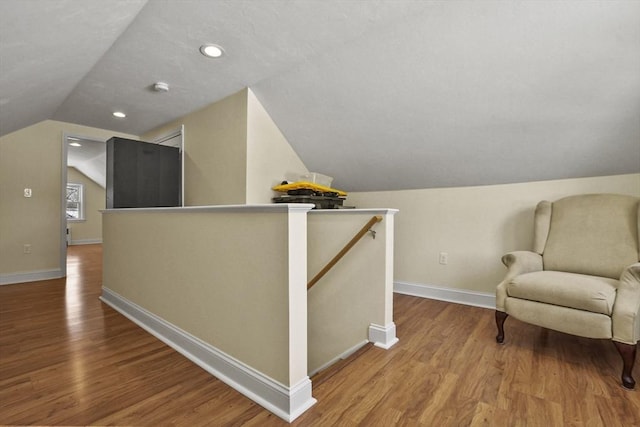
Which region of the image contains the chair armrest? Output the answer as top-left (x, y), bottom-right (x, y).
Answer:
top-left (501, 251), bottom-right (544, 274)
top-left (612, 263), bottom-right (640, 345)
top-left (496, 251), bottom-right (543, 312)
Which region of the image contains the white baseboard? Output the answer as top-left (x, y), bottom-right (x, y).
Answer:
top-left (70, 239), bottom-right (102, 245)
top-left (309, 323), bottom-right (400, 377)
top-left (100, 287), bottom-right (316, 422)
top-left (0, 268), bottom-right (64, 285)
top-left (368, 322), bottom-right (399, 349)
top-left (308, 340), bottom-right (369, 378)
top-left (394, 281), bottom-right (496, 310)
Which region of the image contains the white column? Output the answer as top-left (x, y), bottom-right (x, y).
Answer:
top-left (286, 204), bottom-right (316, 420)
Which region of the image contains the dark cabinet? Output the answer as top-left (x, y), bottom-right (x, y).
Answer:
top-left (106, 137), bottom-right (181, 208)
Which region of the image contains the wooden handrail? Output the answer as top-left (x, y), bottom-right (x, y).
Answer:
top-left (307, 215), bottom-right (383, 290)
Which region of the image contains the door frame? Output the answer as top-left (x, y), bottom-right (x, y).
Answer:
top-left (60, 133), bottom-right (106, 277)
top-left (151, 125), bottom-right (185, 206)
top-left (59, 127), bottom-right (184, 275)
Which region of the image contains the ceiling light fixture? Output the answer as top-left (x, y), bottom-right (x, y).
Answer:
top-left (113, 111), bottom-right (126, 118)
top-left (200, 44), bottom-right (224, 58)
top-left (154, 81), bottom-right (170, 92)
top-left (69, 142), bottom-right (82, 147)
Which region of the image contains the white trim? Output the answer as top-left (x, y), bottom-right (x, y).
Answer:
top-left (368, 323), bottom-right (399, 349)
top-left (101, 203), bottom-right (315, 215)
top-left (286, 208), bottom-right (310, 389)
top-left (69, 239), bottom-right (103, 245)
top-left (0, 269), bottom-right (64, 285)
top-left (99, 288), bottom-right (316, 422)
top-left (308, 208), bottom-right (399, 216)
top-left (61, 133), bottom-right (69, 278)
top-left (394, 281), bottom-right (496, 309)
top-left (308, 340), bottom-right (369, 378)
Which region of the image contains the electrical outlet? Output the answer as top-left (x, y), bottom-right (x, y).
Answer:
top-left (24, 188), bottom-right (32, 198)
top-left (23, 244), bottom-right (32, 254)
top-left (439, 252), bottom-right (448, 265)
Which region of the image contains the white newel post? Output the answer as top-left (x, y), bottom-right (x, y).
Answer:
top-left (369, 210), bottom-right (400, 349)
top-left (286, 205), bottom-right (317, 420)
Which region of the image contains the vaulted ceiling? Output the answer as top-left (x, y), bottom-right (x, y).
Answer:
top-left (1, 0), bottom-right (638, 191)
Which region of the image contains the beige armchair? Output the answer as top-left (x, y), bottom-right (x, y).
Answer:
top-left (496, 193), bottom-right (640, 389)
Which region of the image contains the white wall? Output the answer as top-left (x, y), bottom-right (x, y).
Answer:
top-left (349, 174), bottom-right (640, 299)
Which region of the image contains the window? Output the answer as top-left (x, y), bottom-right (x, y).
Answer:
top-left (66, 183), bottom-right (84, 221)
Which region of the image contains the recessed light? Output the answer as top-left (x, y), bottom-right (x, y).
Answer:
top-left (69, 142), bottom-right (82, 147)
top-left (200, 44), bottom-right (224, 58)
top-left (113, 111), bottom-right (126, 118)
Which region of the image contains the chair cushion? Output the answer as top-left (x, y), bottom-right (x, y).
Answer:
top-left (506, 271), bottom-right (618, 315)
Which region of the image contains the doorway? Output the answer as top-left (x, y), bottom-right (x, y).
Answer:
top-left (61, 134), bottom-right (107, 277)
top-left (151, 125), bottom-right (185, 207)
top-left (60, 127), bottom-right (184, 276)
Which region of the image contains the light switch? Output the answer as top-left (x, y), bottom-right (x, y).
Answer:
top-left (24, 188), bottom-right (32, 198)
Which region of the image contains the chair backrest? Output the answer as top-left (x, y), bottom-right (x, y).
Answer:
top-left (534, 193), bottom-right (640, 279)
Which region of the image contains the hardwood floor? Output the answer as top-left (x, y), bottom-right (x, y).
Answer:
top-left (1, 244), bottom-right (638, 426)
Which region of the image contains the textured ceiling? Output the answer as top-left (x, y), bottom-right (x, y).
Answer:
top-left (1, 0), bottom-right (639, 191)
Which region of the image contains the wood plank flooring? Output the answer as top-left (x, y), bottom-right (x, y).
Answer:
top-left (1, 244), bottom-right (638, 426)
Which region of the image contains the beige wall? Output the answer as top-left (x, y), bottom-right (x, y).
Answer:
top-left (100, 206), bottom-right (396, 389)
top-left (246, 89), bottom-right (308, 204)
top-left (0, 120), bottom-right (136, 279)
top-left (307, 210), bottom-right (394, 374)
top-left (349, 174), bottom-right (640, 294)
top-left (143, 90), bottom-right (248, 206)
top-left (67, 167), bottom-right (104, 244)
top-left (145, 88), bottom-right (309, 206)
top-left (101, 207), bottom-right (307, 386)
top-left (0, 88), bottom-right (304, 279)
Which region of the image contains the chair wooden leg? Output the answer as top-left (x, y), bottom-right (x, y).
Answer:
top-left (495, 311), bottom-right (508, 344)
top-left (613, 341), bottom-right (637, 390)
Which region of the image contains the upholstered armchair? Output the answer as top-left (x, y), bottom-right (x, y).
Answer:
top-left (495, 193), bottom-right (640, 389)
